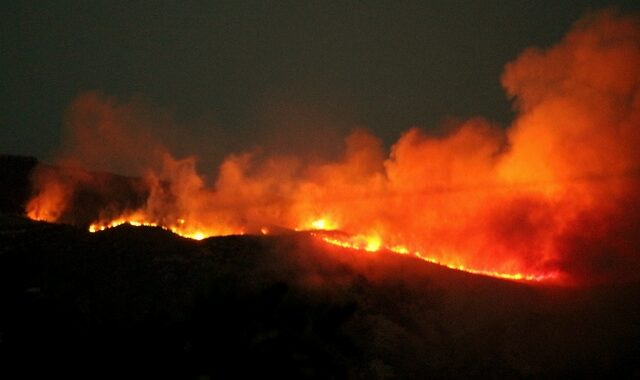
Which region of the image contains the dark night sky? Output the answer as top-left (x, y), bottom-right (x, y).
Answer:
top-left (2, 1), bottom-right (639, 169)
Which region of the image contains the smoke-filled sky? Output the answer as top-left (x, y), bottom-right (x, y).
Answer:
top-left (3, 1), bottom-right (639, 172)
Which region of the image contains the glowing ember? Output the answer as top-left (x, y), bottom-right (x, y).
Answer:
top-left (298, 218), bottom-right (340, 231)
top-left (86, 213), bottom-right (557, 282)
top-left (310, 231), bottom-right (558, 282)
top-left (88, 215), bottom-right (244, 241)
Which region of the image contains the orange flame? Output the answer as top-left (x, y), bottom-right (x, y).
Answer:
top-left (315, 234), bottom-right (558, 282)
top-left (85, 213), bottom-right (558, 282)
top-left (304, 222), bottom-right (559, 282)
top-left (88, 214), bottom-right (244, 241)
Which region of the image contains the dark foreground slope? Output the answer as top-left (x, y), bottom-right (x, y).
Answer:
top-left (0, 155), bottom-right (37, 215)
top-left (1, 215), bottom-right (639, 379)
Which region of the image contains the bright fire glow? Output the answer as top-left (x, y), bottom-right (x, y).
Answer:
top-left (88, 214), bottom-right (244, 240)
top-left (310, 231), bottom-right (558, 282)
top-left (299, 218), bottom-right (340, 231)
top-left (85, 214), bottom-right (558, 282)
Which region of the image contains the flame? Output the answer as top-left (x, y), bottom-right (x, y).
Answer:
top-left (26, 181), bottom-right (69, 222)
top-left (310, 218), bottom-right (337, 231)
top-left (86, 212), bottom-right (557, 282)
top-left (308, 229), bottom-right (558, 282)
top-left (88, 213), bottom-right (244, 240)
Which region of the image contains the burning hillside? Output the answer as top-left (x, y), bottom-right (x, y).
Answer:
top-left (1, 214), bottom-right (639, 378)
top-left (25, 10), bottom-right (640, 285)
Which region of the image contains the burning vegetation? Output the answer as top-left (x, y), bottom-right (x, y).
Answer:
top-left (26, 10), bottom-right (640, 285)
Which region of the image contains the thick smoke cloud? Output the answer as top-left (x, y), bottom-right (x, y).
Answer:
top-left (27, 10), bottom-right (640, 284)
top-left (58, 91), bottom-right (169, 175)
top-left (498, 9), bottom-right (640, 283)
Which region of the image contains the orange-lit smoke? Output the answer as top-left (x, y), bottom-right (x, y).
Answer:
top-left (27, 10), bottom-right (640, 284)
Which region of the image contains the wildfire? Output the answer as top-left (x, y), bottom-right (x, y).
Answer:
top-left (21, 11), bottom-right (640, 285)
top-left (297, 218), bottom-right (340, 231)
top-left (84, 214), bottom-right (558, 282)
top-left (308, 230), bottom-right (558, 282)
top-left (88, 215), bottom-right (243, 241)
